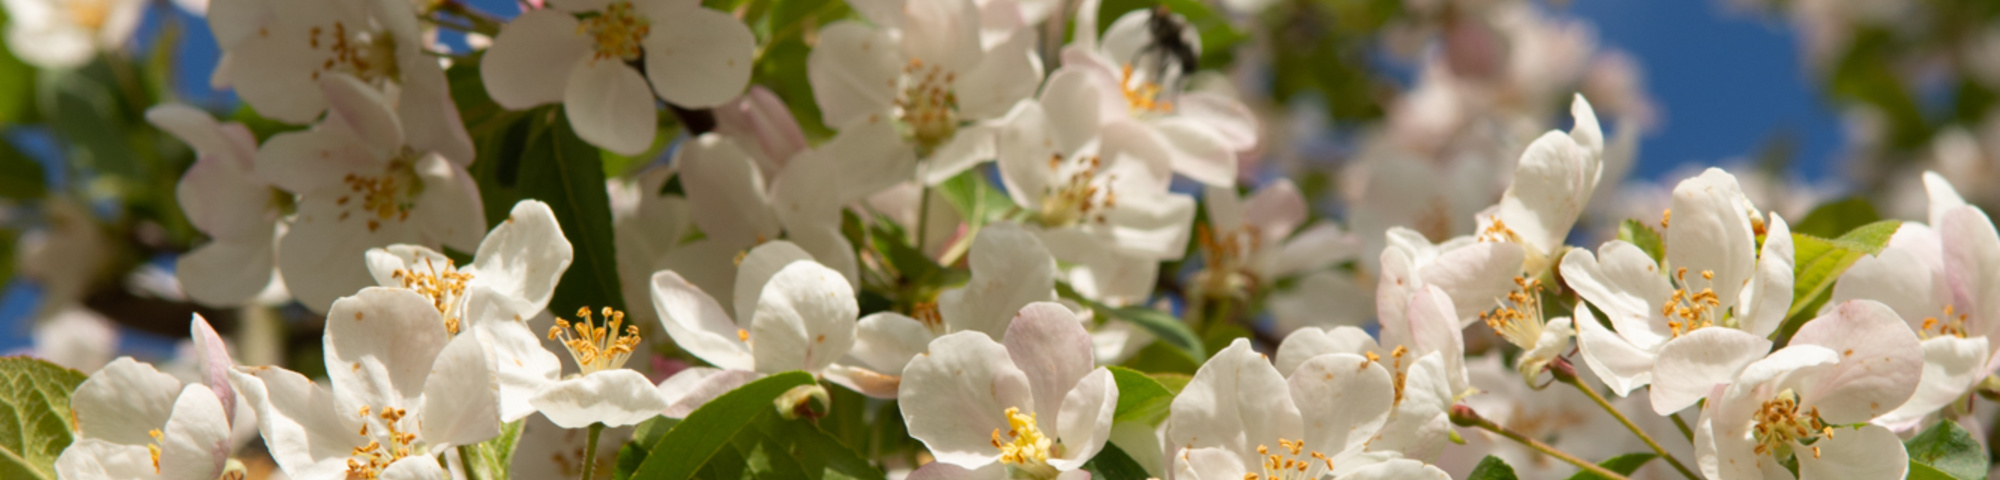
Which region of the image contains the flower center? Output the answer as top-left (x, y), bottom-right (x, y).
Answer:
top-left (347, 406), bottom-right (420, 479)
top-left (548, 307), bottom-right (642, 375)
top-left (579, 2), bottom-right (650, 63)
top-left (1365, 346), bottom-right (1412, 405)
top-left (894, 59), bottom-right (960, 157)
top-left (1194, 223), bottom-right (1261, 298)
top-left (335, 157), bottom-right (424, 234)
top-left (146, 428), bottom-right (163, 473)
top-left (990, 407), bottom-right (1061, 479)
top-left (1751, 390), bottom-right (1831, 460)
top-left (1922, 304), bottom-right (1970, 339)
top-left (64, 0), bottom-right (112, 31)
top-left (1662, 268), bottom-right (1721, 337)
top-left (1482, 276), bottom-right (1547, 350)
top-left (1036, 154), bottom-right (1116, 228)
top-left (307, 21), bottom-right (400, 83)
top-left (391, 257), bottom-right (473, 335)
top-left (1246, 438), bottom-right (1332, 480)
top-left (1119, 64), bottom-right (1175, 115)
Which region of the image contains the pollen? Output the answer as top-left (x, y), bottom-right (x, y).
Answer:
top-left (1119, 64), bottom-right (1175, 113)
top-left (345, 406), bottom-right (419, 479)
top-left (391, 257), bottom-right (473, 335)
top-left (1751, 390), bottom-right (1828, 460)
top-left (990, 407), bottom-right (1060, 478)
top-left (339, 158), bottom-right (423, 231)
top-left (1246, 438), bottom-right (1332, 480)
top-left (579, 2), bottom-right (650, 62)
top-left (1662, 268), bottom-right (1722, 337)
top-left (894, 59), bottom-right (960, 156)
top-left (549, 307), bottom-right (643, 375)
top-left (307, 20), bottom-right (400, 83)
top-left (1476, 218), bottom-right (1523, 244)
top-left (147, 429), bottom-right (163, 473)
top-left (1921, 304), bottom-right (1970, 339)
top-left (1481, 276), bottom-right (1547, 350)
top-left (1036, 154), bottom-right (1116, 228)
top-left (1194, 222), bottom-right (1264, 299)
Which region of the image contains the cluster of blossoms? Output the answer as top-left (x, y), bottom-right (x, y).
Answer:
top-left (7, 0), bottom-right (2000, 478)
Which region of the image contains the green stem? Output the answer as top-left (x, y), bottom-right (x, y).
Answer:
top-left (579, 423), bottom-right (604, 480)
top-left (457, 444), bottom-right (484, 480)
top-left (916, 185), bottom-right (934, 259)
top-left (1450, 405), bottom-right (1634, 480)
top-left (1555, 361), bottom-right (1699, 480)
top-left (1670, 412), bottom-right (1695, 442)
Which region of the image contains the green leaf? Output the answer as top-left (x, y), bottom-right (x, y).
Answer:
top-left (615, 417), bottom-right (679, 480)
top-left (1770, 220), bottom-right (1903, 346)
top-left (691, 409), bottom-right (885, 480)
top-left (1791, 197), bottom-right (1882, 239)
top-left (517, 111), bottom-right (626, 315)
top-left (459, 419), bottom-right (525, 480)
top-left (936, 169), bottom-right (1013, 230)
top-left (41, 67), bottom-right (139, 182)
top-left (1616, 219), bottom-right (1666, 264)
top-left (1905, 420), bottom-right (1989, 480)
top-left (0, 356), bottom-right (89, 480)
top-left (627, 371), bottom-right (815, 480)
top-left (1565, 453), bottom-right (1658, 480)
top-left (1149, 373), bottom-right (1192, 395)
top-left (1058, 282), bottom-right (1205, 360)
top-left (1468, 455), bottom-right (1520, 480)
top-left (1083, 442), bottom-right (1153, 480)
top-left (1120, 341), bottom-right (1201, 375)
top-left (1911, 461), bottom-right (1966, 480)
top-left (0, 6), bottom-right (35, 125)
top-left (1105, 366), bottom-right (1173, 426)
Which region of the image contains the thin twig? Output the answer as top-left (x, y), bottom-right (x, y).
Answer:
top-left (1551, 359), bottom-right (1700, 480)
top-left (579, 423), bottom-right (604, 480)
top-left (1450, 404), bottom-right (1635, 480)
top-left (1670, 412), bottom-right (1695, 442)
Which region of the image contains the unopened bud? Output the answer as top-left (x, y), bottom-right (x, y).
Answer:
top-left (1449, 404), bottom-right (1482, 427)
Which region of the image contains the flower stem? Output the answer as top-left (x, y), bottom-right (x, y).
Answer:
top-left (1670, 412), bottom-right (1695, 442)
top-left (1449, 404), bottom-right (1634, 480)
top-left (916, 186), bottom-right (934, 260)
top-left (580, 422), bottom-right (605, 480)
top-left (1551, 359), bottom-right (1699, 480)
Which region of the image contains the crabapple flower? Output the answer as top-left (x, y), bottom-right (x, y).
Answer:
top-left (149, 104), bottom-right (285, 308)
top-left (1196, 178), bottom-right (1363, 300)
top-left (650, 251), bottom-right (861, 405)
top-left (671, 132), bottom-right (859, 295)
top-left (1560, 168), bottom-right (1796, 414)
top-left (259, 74), bottom-right (485, 313)
top-left (1167, 338), bottom-right (1448, 479)
top-left (363, 200), bottom-right (572, 422)
top-left (54, 315), bottom-right (240, 480)
top-left (1, 0), bottom-right (142, 68)
top-left (480, 0), bottom-right (754, 154)
top-left (1272, 285), bottom-right (1470, 460)
top-left (1694, 300), bottom-right (1923, 480)
top-left (228, 288), bottom-right (501, 480)
top-left (806, 0), bottom-right (1043, 200)
top-left (1825, 172), bottom-right (2000, 430)
top-left (1374, 227), bottom-right (1525, 328)
top-left (899, 302), bottom-right (1118, 480)
top-left (530, 306), bottom-right (671, 428)
top-left (937, 221), bottom-right (1060, 338)
top-left (1062, 0), bottom-right (1260, 187)
top-left (207, 0), bottom-right (471, 163)
top-left (1475, 94), bottom-right (1605, 275)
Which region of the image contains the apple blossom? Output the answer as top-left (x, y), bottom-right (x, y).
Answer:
top-left (1063, 0), bottom-right (1259, 188)
top-left (649, 250), bottom-right (864, 406)
top-left (54, 316), bottom-right (240, 480)
top-left (149, 104), bottom-right (285, 308)
top-left (0, 0), bottom-right (142, 68)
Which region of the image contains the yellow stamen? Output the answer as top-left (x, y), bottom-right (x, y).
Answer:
top-left (550, 307), bottom-right (643, 374)
top-left (578, 2), bottom-right (650, 62)
top-left (990, 407), bottom-right (1060, 478)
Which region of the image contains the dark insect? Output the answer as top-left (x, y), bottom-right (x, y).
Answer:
top-left (1140, 5), bottom-right (1199, 85)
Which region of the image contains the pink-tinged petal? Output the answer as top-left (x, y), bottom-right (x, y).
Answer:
top-left (73, 357), bottom-right (183, 444)
top-left (1005, 302), bottom-right (1097, 420)
top-left (1649, 328), bottom-right (1771, 415)
top-left (1940, 206), bottom-right (2000, 339)
top-left (1666, 168), bottom-right (1757, 312)
top-left (660, 369), bottom-right (762, 418)
top-left (1274, 326), bottom-right (1380, 375)
top-left (227, 366), bottom-right (366, 478)
top-left (1573, 306), bottom-right (1657, 396)
top-left (650, 270), bottom-right (754, 371)
top-left (1167, 339), bottom-right (1303, 468)
top-left (190, 315), bottom-right (237, 424)
top-left (997, 101), bottom-right (1058, 210)
top-left (1242, 179), bottom-right (1308, 242)
top-left (806, 21), bottom-right (901, 129)
top-left (480, 10), bottom-right (587, 109)
top-left (713, 86), bottom-right (808, 173)
top-left (823, 364), bottom-right (903, 399)
top-left (1737, 213), bottom-right (1794, 338)
top-left (419, 334), bottom-right (501, 448)
top-left (898, 0), bottom-right (982, 74)
top-left (1153, 119), bottom-right (1237, 188)
top-left (564, 60), bottom-right (656, 155)
top-left (676, 134), bottom-right (782, 250)
top-left (1560, 243), bottom-right (1674, 350)
top-left (819, 118), bottom-right (919, 202)
top-left (318, 74), bottom-right (405, 160)
top-left (940, 222), bottom-right (1058, 337)
top-left (531, 369), bottom-right (671, 428)
top-left (325, 288), bottom-right (451, 412)
top-left (900, 331), bottom-right (1035, 469)
top-left (1096, 119), bottom-right (1177, 191)
top-left (217, 33), bottom-right (329, 124)
top-left (1384, 285), bottom-right (1468, 393)
top-left (954, 28), bottom-right (1041, 121)
top-left (178, 237), bottom-right (276, 307)
top-left (643, 6), bottom-right (753, 108)
top-left (1791, 300), bottom-right (1924, 424)
top-left (255, 121), bottom-right (374, 195)
top-left (1175, 94), bottom-right (1258, 154)
top-left (1048, 368), bottom-right (1117, 470)
top-left (748, 261), bottom-right (859, 375)
top-left (468, 200), bottom-right (574, 324)
top-left (1795, 424), bottom-right (1907, 480)
top-left (1924, 171), bottom-right (1968, 228)
top-left (733, 241), bottom-right (815, 321)
top-left (1289, 353), bottom-right (1392, 457)
top-left (1876, 336), bottom-right (1988, 430)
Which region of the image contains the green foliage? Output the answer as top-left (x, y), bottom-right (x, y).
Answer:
top-left (815, 384), bottom-right (918, 462)
top-left (1058, 282), bottom-right (1206, 361)
top-left (1265, 0), bottom-right (1401, 121)
top-left (1468, 455), bottom-right (1520, 480)
top-left (626, 372), bottom-right (882, 480)
top-left (1770, 220), bottom-right (1902, 347)
top-left (0, 141), bottom-right (45, 200)
top-left (459, 419), bottom-right (527, 480)
top-left (1616, 219), bottom-right (1666, 264)
top-left (515, 111), bottom-right (627, 315)
top-left (1084, 442), bottom-right (1153, 480)
top-left (1121, 341), bottom-right (1201, 375)
top-left (1792, 197), bottom-right (1883, 239)
top-left (0, 8), bottom-right (33, 125)
top-left (1905, 421), bottom-right (1989, 480)
top-left (936, 169), bottom-right (1014, 232)
top-left (1106, 366), bottom-right (1174, 426)
top-left (1565, 453), bottom-right (1658, 480)
top-left (0, 357), bottom-right (88, 480)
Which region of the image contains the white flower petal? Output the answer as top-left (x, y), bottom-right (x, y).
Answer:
top-left (1666, 168), bottom-right (1757, 312)
top-left (1153, 119), bottom-right (1237, 188)
top-left (467, 200), bottom-right (573, 324)
top-left (1827, 243), bottom-right (1946, 330)
top-left (1877, 336), bottom-right (1989, 429)
top-left (820, 117), bottom-right (920, 202)
top-left (954, 28), bottom-right (1041, 121)
top-left (748, 261), bottom-right (859, 375)
top-left (1649, 327), bottom-right (1771, 415)
top-left (677, 134), bottom-right (782, 250)
top-left (190, 315), bottom-right (237, 423)
top-left (659, 369), bottom-right (762, 418)
top-left (158, 385), bottom-right (232, 480)
top-left (733, 241), bottom-right (815, 321)
top-left (1791, 299), bottom-right (1924, 424)
top-left (804, 21), bottom-right (901, 129)
top-left (900, 331), bottom-right (1035, 469)
top-left (1175, 92), bottom-right (1258, 153)
top-left (643, 6), bottom-right (753, 108)
top-left (418, 335), bottom-right (501, 448)
top-left (1795, 424), bottom-right (1908, 480)
top-left (563, 60), bottom-right (656, 156)
top-left (1289, 353), bottom-right (1392, 457)
top-left (408, 154), bottom-right (489, 253)
top-left (55, 440), bottom-right (154, 479)
top-left (898, 0), bottom-right (982, 73)
top-left (1172, 447), bottom-right (1249, 480)
top-left (73, 357), bottom-right (183, 445)
top-left (178, 237), bottom-right (276, 308)
top-left (531, 369), bottom-right (671, 429)
top-left (1414, 241), bottom-right (1526, 327)
top-left (1572, 306), bottom-right (1657, 396)
top-left (1004, 302), bottom-right (1097, 421)
top-left (1343, 459), bottom-right (1453, 480)
top-left (1368, 353), bottom-right (1452, 459)
top-left (1048, 367), bottom-right (1117, 470)
top-left (1274, 326), bottom-right (1380, 375)
top-left (472, 320), bottom-right (560, 422)
top-left (1495, 129), bottom-right (1597, 255)
top-left (940, 222), bottom-right (1058, 337)
top-left (1941, 205), bottom-right (2000, 340)
top-left (379, 455), bottom-right (448, 480)
top-left (849, 312), bottom-right (937, 374)
top-left (227, 366), bottom-right (364, 478)
top-left (325, 288), bottom-right (452, 413)
top-left (318, 74), bottom-right (405, 160)
top-left (650, 270), bottom-right (754, 371)
top-left (1736, 213), bottom-right (1794, 337)
top-left (479, 9), bottom-right (588, 109)
top-left (1167, 339), bottom-right (1302, 468)
top-left (1924, 171), bottom-right (1969, 228)
top-left (1560, 243), bottom-right (1673, 350)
